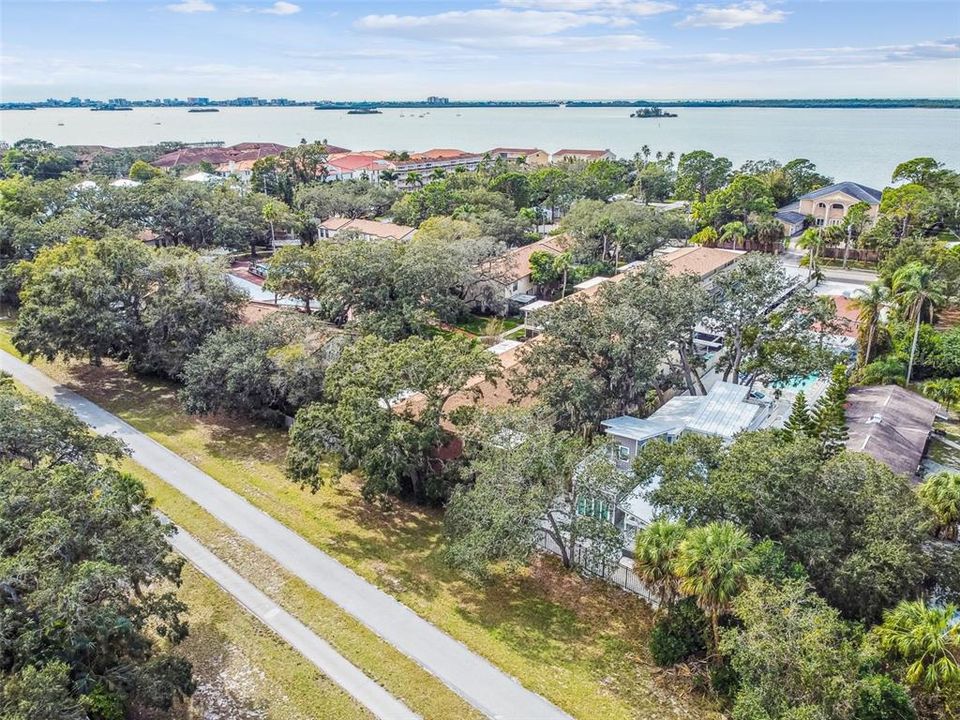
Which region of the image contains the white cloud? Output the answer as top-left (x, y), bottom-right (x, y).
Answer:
top-left (461, 32), bottom-right (661, 51)
top-left (166, 0), bottom-right (215, 13)
top-left (605, 37), bottom-right (960, 70)
top-left (260, 1), bottom-right (300, 15)
top-left (500, 0), bottom-right (676, 15)
top-left (355, 9), bottom-right (618, 39)
top-left (679, 2), bottom-right (787, 30)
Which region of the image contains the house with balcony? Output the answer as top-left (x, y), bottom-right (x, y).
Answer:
top-left (776, 181), bottom-right (882, 235)
top-left (394, 148), bottom-right (483, 185)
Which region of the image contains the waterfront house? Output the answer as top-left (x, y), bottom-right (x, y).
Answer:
top-left (317, 216), bottom-right (416, 242)
top-left (775, 205), bottom-right (807, 237)
top-left (323, 152), bottom-right (397, 182)
top-left (394, 148), bottom-right (483, 184)
top-left (487, 147), bottom-right (550, 166)
top-left (153, 142), bottom-right (289, 169)
top-left (776, 181), bottom-right (882, 235)
top-left (845, 385), bottom-right (938, 478)
top-left (551, 148), bottom-right (616, 162)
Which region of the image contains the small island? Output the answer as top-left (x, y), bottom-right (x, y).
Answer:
top-left (188, 108), bottom-right (219, 113)
top-left (347, 108), bottom-right (382, 115)
top-left (630, 106), bottom-right (677, 118)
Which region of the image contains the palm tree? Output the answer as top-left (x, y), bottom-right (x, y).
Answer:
top-left (674, 521), bottom-right (755, 653)
top-left (917, 471), bottom-right (960, 540)
top-left (797, 227), bottom-right (826, 280)
top-left (850, 282), bottom-right (889, 366)
top-left (719, 221), bottom-right (748, 250)
top-left (405, 171), bottom-right (424, 188)
top-left (922, 378), bottom-right (959, 414)
top-left (874, 600), bottom-right (960, 693)
top-left (749, 214), bottom-right (785, 252)
top-left (690, 226), bottom-right (718, 247)
top-left (840, 201), bottom-right (872, 268)
top-left (633, 519), bottom-right (687, 611)
top-left (261, 200), bottom-right (283, 249)
top-left (893, 262), bottom-right (946, 384)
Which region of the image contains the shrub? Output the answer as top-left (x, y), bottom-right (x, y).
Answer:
top-left (649, 597), bottom-right (709, 667)
top-left (855, 675), bottom-right (916, 720)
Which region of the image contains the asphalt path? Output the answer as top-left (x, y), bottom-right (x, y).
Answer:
top-left (2, 349), bottom-right (572, 720)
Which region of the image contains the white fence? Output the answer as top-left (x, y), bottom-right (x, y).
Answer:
top-left (535, 529), bottom-right (658, 606)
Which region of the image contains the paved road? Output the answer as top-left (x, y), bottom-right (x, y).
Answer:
top-left (168, 524), bottom-right (419, 720)
top-left (780, 249), bottom-right (879, 286)
top-left (2, 350), bottom-right (572, 720)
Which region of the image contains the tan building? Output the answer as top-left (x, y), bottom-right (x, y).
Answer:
top-left (488, 237), bottom-right (567, 301)
top-left (394, 148), bottom-right (483, 184)
top-left (487, 147), bottom-right (550, 165)
top-left (551, 148), bottom-right (616, 162)
top-left (318, 216), bottom-right (416, 241)
top-left (776, 181), bottom-right (882, 236)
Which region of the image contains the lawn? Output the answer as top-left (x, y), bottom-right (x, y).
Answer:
top-left (453, 313), bottom-right (522, 336)
top-left (0, 322), bottom-right (717, 720)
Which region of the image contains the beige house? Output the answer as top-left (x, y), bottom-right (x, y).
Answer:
top-left (318, 216), bottom-right (416, 241)
top-left (488, 237), bottom-right (567, 301)
top-left (551, 148), bottom-right (616, 162)
top-left (776, 181), bottom-right (882, 236)
top-left (487, 147), bottom-right (550, 166)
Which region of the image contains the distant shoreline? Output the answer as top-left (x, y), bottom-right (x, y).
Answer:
top-left (3, 98), bottom-right (959, 111)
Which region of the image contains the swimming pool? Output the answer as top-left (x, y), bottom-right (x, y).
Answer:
top-left (774, 373), bottom-right (821, 392)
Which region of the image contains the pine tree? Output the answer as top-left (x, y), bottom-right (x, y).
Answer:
top-left (782, 391), bottom-right (814, 440)
top-left (812, 364), bottom-right (849, 458)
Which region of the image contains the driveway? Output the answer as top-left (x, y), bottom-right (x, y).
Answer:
top-left (2, 350), bottom-right (572, 720)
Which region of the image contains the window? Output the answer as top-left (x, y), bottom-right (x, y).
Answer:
top-left (831, 203), bottom-right (845, 210)
top-left (577, 496), bottom-right (610, 522)
top-left (817, 202), bottom-right (827, 209)
top-left (617, 445), bottom-right (630, 461)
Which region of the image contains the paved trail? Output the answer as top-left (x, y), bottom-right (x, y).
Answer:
top-left (2, 350), bottom-right (572, 720)
top-left (169, 525), bottom-right (419, 720)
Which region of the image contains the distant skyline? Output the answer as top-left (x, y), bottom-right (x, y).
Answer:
top-left (2, 1), bottom-right (959, 102)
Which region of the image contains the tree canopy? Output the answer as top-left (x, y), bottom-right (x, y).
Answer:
top-left (0, 384), bottom-right (194, 717)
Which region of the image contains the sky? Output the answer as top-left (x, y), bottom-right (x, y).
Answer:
top-left (1, 1), bottom-right (959, 101)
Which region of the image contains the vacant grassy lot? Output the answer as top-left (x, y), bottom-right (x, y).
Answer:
top-left (0, 322), bottom-right (717, 720)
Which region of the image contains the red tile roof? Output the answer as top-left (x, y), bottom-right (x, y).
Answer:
top-left (152, 142), bottom-right (349, 168)
top-left (326, 153), bottom-right (392, 172)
